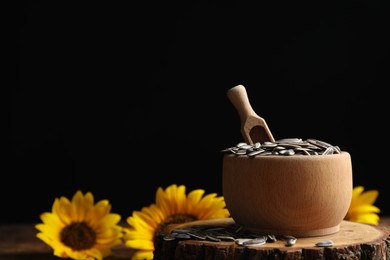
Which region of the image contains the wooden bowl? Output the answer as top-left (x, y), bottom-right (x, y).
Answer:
top-left (222, 152), bottom-right (353, 237)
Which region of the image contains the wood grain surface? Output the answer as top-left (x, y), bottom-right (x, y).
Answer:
top-left (0, 218), bottom-right (389, 259)
top-left (154, 218), bottom-right (390, 260)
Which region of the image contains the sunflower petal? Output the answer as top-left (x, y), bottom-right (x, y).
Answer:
top-left (346, 185), bottom-right (381, 226)
top-left (352, 186), bottom-right (365, 199)
top-left (355, 190), bottom-right (379, 205)
top-left (348, 204), bottom-right (381, 214)
top-left (126, 239), bottom-right (154, 250)
top-left (353, 213), bottom-right (380, 225)
top-left (131, 250), bottom-right (154, 260)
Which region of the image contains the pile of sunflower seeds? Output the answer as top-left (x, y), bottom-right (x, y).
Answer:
top-left (221, 138), bottom-right (341, 157)
top-left (164, 225), bottom-right (333, 247)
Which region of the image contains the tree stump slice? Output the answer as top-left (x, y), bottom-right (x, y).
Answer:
top-left (154, 218), bottom-right (390, 260)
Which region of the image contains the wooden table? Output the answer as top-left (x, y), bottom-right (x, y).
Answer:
top-left (1, 218), bottom-right (389, 260)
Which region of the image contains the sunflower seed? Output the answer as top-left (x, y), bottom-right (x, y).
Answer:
top-left (167, 225), bottom-right (299, 248)
top-left (285, 238), bottom-right (297, 246)
top-left (247, 149), bottom-right (265, 157)
top-left (206, 235), bottom-right (221, 242)
top-left (242, 237), bottom-right (266, 246)
top-left (279, 149), bottom-right (295, 156)
top-left (188, 232), bottom-right (207, 240)
top-left (253, 142), bottom-right (261, 149)
top-left (221, 138), bottom-right (341, 157)
top-left (322, 146), bottom-right (335, 155)
top-left (315, 240), bottom-right (334, 247)
top-left (267, 234), bottom-right (277, 242)
top-left (174, 233), bottom-right (192, 239)
top-left (163, 234), bottom-right (176, 241)
top-left (236, 142), bottom-right (248, 148)
top-left (280, 235), bottom-right (297, 246)
top-left (215, 235), bottom-right (236, 241)
top-left (307, 139), bottom-right (333, 149)
top-left (172, 228), bottom-right (192, 234)
top-left (235, 238), bottom-right (253, 245)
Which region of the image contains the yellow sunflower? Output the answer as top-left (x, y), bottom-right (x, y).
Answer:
top-left (35, 190), bottom-right (123, 260)
top-left (344, 185), bottom-right (380, 225)
top-left (123, 184), bottom-right (230, 260)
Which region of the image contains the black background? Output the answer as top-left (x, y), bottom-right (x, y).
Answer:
top-left (11, 1), bottom-right (389, 224)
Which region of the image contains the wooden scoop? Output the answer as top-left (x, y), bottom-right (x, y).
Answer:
top-left (227, 84), bottom-right (275, 144)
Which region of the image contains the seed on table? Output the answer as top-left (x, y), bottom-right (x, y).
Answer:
top-left (315, 240), bottom-right (334, 247)
top-left (281, 235), bottom-right (297, 246)
top-left (206, 235), bottom-right (221, 242)
top-left (215, 235), bottom-right (236, 241)
top-left (242, 237), bottom-right (266, 246)
top-left (172, 228), bottom-right (192, 234)
top-left (165, 224), bottom-right (305, 249)
top-left (174, 233), bottom-right (192, 239)
top-left (235, 238), bottom-right (252, 246)
top-left (267, 234), bottom-right (277, 242)
top-left (285, 238), bottom-right (296, 246)
top-left (188, 232), bottom-right (207, 240)
top-left (163, 234), bottom-right (176, 241)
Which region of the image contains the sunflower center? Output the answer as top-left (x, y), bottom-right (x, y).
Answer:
top-left (60, 221), bottom-right (97, 251)
top-left (156, 213), bottom-right (198, 234)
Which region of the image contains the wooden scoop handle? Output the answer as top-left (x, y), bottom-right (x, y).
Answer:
top-left (227, 85), bottom-right (275, 144)
top-left (227, 85), bottom-right (258, 122)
